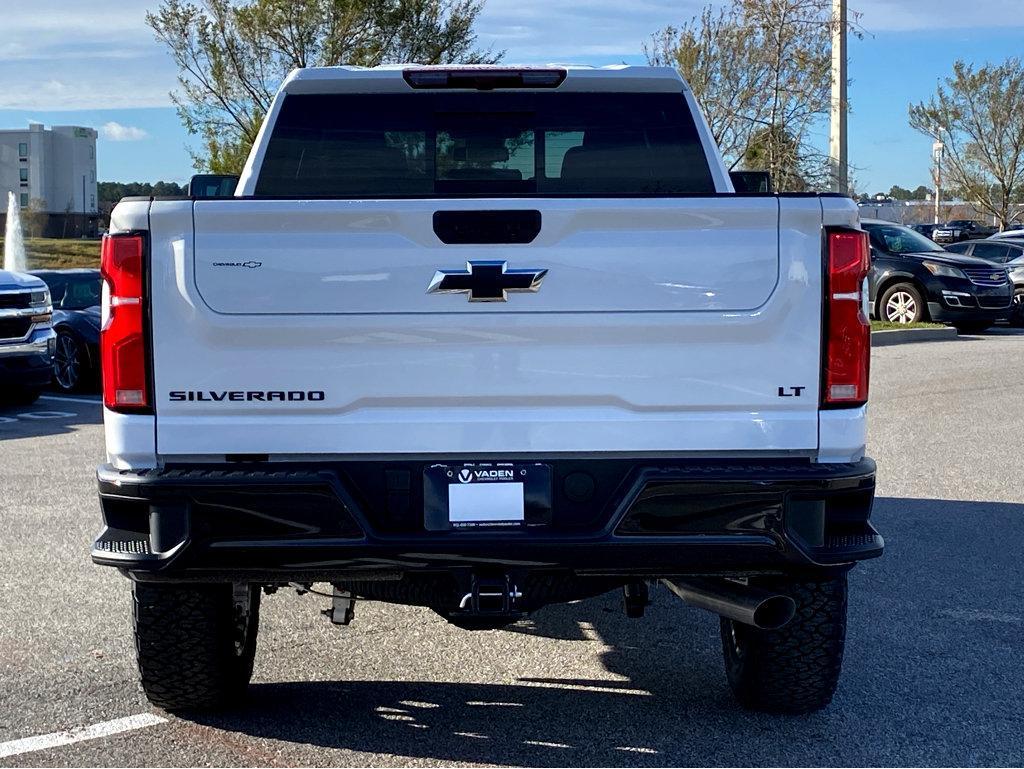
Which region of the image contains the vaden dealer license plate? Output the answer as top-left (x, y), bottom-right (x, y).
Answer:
top-left (424, 463), bottom-right (553, 530)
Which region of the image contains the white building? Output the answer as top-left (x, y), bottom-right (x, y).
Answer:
top-left (0, 123), bottom-right (98, 236)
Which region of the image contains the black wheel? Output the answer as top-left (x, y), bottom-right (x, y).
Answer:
top-left (953, 321), bottom-right (993, 334)
top-left (53, 328), bottom-right (89, 393)
top-left (133, 582), bottom-right (260, 712)
top-left (1009, 287), bottom-right (1024, 328)
top-left (878, 282), bottom-right (926, 324)
top-left (0, 387), bottom-right (42, 407)
top-left (720, 575), bottom-right (847, 714)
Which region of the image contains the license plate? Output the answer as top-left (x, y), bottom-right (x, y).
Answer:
top-left (424, 463), bottom-right (552, 530)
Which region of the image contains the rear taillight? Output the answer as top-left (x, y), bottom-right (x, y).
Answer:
top-left (823, 228), bottom-right (871, 407)
top-left (100, 234), bottom-right (149, 412)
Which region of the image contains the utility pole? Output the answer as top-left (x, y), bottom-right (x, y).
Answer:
top-left (932, 139), bottom-right (944, 225)
top-left (829, 0), bottom-right (848, 194)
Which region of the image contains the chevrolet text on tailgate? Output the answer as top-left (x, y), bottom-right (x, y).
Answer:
top-left (94, 65), bottom-right (880, 714)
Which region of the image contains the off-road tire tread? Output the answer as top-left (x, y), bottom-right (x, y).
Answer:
top-left (133, 582), bottom-right (258, 712)
top-left (721, 576), bottom-right (846, 714)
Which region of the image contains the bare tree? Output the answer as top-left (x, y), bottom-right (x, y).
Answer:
top-left (646, 0), bottom-right (858, 191)
top-left (645, 6), bottom-right (769, 167)
top-left (148, 0), bottom-right (501, 173)
top-left (61, 198), bottom-right (74, 239)
top-left (23, 199), bottom-right (48, 239)
top-left (910, 58), bottom-right (1024, 230)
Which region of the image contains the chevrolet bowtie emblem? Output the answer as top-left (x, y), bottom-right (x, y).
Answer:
top-left (427, 260), bottom-right (548, 302)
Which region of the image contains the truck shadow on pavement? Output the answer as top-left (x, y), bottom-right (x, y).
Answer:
top-left (195, 598), bottom-right (743, 767)
top-left (187, 496), bottom-right (1024, 766)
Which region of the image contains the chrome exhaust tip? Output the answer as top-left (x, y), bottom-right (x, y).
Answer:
top-left (748, 593), bottom-right (798, 630)
top-left (661, 578), bottom-right (796, 630)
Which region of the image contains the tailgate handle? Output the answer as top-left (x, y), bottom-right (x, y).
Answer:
top-left (433, 210), bottom-right (542, 245)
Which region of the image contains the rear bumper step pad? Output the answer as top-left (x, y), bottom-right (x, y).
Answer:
top-left (93, 458), bottom-right (880, 579)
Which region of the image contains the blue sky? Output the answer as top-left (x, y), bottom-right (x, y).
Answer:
top-left (2, 0), bottom-right (1022, 191)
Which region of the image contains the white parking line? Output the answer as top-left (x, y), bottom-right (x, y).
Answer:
top-left (39, 394), bottom-right (102, 404)
top-left (0, 713), bottom-right (167, 759)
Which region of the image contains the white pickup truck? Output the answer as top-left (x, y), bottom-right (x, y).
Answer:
top-left (94, 65), bottom-right (881, 715)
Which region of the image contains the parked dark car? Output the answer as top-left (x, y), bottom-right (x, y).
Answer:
top-left (863, 219), bottom-right (1013, 333)
top-left (946, 239), bottom-right (1024, 326)
top-left (30, 269), bottom-right (101, 393)
top-left (910, 223), bottom-right (938, 240)
top-left (932, 219), bottom-right (997, 244)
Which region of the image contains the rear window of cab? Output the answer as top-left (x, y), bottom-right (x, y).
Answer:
top-left (254, 92), bottom-right (715, 198)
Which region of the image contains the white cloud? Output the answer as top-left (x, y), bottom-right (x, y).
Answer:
top-left (0, 1), bottom-right (174, 110)
top-left (101, 121), bottom-right (149, 142)
top-left (0, 70), bottom-right (172, 110)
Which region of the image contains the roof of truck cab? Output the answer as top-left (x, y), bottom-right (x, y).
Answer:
top-left (279, 64), bottom-right (690, 94)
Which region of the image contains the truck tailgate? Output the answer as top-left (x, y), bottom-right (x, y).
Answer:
top-left (192, 199), bottom-right (779, 314)
top-left (149, 196), bottom-right (826, 457)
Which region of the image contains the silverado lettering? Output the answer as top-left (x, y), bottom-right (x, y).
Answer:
top-left (169, 390), bottom-right (325, 402)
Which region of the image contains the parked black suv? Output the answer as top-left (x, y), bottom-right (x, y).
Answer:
top-left (945, 239), bottom-right (1024, 326)
top-left (863, 219), bottom-right (1013, 333)
top-left (910, 223), bottom-right (938, 240)
top-left (932, 219), bottom-right (997, 244)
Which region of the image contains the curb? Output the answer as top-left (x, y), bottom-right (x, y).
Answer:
top-left (871, 327), bottom-right (958, 347)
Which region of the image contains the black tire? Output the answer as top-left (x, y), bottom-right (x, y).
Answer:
top-left (720, 575), bottom-right (847, 714)
top-left (0, 387), bottom-right (42, 407)
top-left (878, 282), bottom-right (926, 324)
top-left (52, 328), bottom-right (91, 393)
top-left (1009, 287), bottom-right (1024, 328)
top-left (953, 321), bottom-right (993, 334)
top-left (133, 582), bottom-right (260, 712)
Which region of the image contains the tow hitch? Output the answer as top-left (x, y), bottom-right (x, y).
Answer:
top-left (446, 573), bottom-right (526, 630)
top-left (458, 574), bottom-right (522, 614)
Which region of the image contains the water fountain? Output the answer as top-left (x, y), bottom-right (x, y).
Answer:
top-left (4, 191), bottom-right (28, 273)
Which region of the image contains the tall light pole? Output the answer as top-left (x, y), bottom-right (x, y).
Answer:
top-left (829, 0), bottom-right (848, 194)
top-left (932, 138), bottom-right (944, 225)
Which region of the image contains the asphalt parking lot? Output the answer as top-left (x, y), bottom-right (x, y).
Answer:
top-left (1, 331), bottom-right (1023, 767)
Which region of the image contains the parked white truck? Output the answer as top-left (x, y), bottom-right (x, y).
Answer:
top-left (94, 65), bottom-right (881, 714)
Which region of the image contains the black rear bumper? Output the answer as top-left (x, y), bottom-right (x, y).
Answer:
top-left (92, 458), bottom-right (881, 582)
